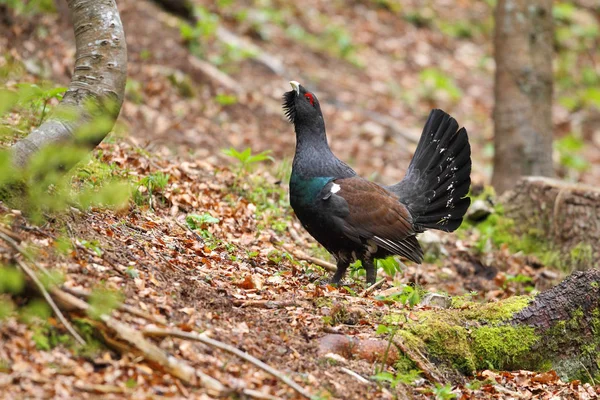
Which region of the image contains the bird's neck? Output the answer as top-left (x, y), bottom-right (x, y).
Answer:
top-left (292, 125), bottom-right (355, 180)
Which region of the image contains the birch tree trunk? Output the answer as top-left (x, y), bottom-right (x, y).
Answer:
top-left (10, 0), bottom-right (127, 170)
top-left (492, 0), bottom-right (554, 194)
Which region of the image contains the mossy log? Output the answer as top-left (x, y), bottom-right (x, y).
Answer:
top-left (396, 270), bottom-right (600, 382)
top-left (321, 270), bottom-right (600, 383)
top-left (500, 177), bottom-right (600, 270)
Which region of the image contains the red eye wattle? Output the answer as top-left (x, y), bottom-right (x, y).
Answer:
top-left (304, 92), bottom-right (314, 106)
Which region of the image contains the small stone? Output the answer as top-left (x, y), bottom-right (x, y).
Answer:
top-left (418, 231), bottom-right (443, 256)
top-left (420, 293), bottom-right (452, 309)
top-left (466, 199), bottom-right (494, 222)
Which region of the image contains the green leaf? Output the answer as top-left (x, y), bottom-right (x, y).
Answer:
top-left (186, 213), bottom-right (220, 230)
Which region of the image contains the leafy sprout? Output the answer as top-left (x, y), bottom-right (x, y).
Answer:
top-left (222, 147), bottom-right (274, 174)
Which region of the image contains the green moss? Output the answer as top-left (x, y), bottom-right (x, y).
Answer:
top-left (459, 296), bottom-right (531, 321)
top-left (471, 326), bottom-right (538, 369)
top-left (393, 353), bottom-right (418, 374)
top-left (386, 296), bottom-right (539, 375)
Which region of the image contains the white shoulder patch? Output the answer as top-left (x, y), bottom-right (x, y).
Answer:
top-left (330, 183), bottom-right (341, 194)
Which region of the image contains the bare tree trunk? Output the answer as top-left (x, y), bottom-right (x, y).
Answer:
top-left (492, 0), bottom-right (554, 194)
top-left (10, 0), bottom-right (127, 169)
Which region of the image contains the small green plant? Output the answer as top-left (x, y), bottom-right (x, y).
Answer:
top-left (222, 147), bottom-right (273, 174)
top-left (419, 68), bottom-right (462, 103)
top-left (374, 324), bottom-right (398, 373)
top-left (179, 6), bottom-right (219, 58)
top-left (376, 284), bottom-right (422, 307)
top-left (15, 83), bottom-right (67, 127)
top-left (79, 239), bottom-right (103, 257)
top-left (376, 256), bottom-right (402, 278)
top-left (432, 383), bottom-right (457, 400)
top-left (134, 172), bottom-right (170, 209)
top-left (554, 134), bottom-right (589, 180)
top-left (185, 213), bottom-right (220, 230)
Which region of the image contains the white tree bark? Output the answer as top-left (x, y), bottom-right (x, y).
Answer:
top-left (10, 0), bottom-right (127, 169)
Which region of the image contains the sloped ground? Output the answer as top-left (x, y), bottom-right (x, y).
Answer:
top-left (0, 142), bottom-right (597, 399)
top-left (1, 0), bottom-right (600, 398)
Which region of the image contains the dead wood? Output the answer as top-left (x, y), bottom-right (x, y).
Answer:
top-left (143, 326), bottom-right (313, 399)
top-left (501, 177), bottom-right (600, 270)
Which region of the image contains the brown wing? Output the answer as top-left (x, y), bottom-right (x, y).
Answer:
top-left (331, 177), bottom-right (424, 263)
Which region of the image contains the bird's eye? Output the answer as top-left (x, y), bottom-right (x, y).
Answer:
top-left (304, 93), bottom-right (315, 106)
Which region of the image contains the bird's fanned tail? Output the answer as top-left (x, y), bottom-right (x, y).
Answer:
top-left (388, 109), bottom-right (471, 232)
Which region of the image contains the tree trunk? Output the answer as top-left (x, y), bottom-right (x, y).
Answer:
top-left (500, 177), bottom-right (600, 271)
top-left (492, 0), bottom-right (554, 194)
top-left (10, 0), bottom-right (127, 170)
top-left (322, 270), bottom-right (600, 383)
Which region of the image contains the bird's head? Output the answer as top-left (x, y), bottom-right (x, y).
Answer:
top-left (283, 81), bottom-right (324, 131)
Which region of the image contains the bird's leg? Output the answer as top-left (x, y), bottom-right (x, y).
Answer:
top-left (330, 259), bottom-right (350, 285)
top-left (362, 256), bottom-right (376, 286)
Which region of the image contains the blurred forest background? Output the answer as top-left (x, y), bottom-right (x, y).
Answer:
top-left (0, 0), bottom-right (599, 399)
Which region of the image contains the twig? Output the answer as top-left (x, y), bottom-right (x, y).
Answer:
top-left (579, 360), bottom-right (596, 386)
top-left (242, 389), bottom-right (284, 400)
top-left (281, 244), bottom-right (337, 273)
top-left (16, 258), bottom-right (87, 346)
top-left (0, 226), bottom-right (22, 242)
top-left (175, 220), bottom-right (204, 243)
top-left (493, 384), bottom-right (526, 399)
top-left (187, 55), bottom-right (243, 94)
top-left (232, 300), bottom-right (298, 309)
top-left (143, 327), bottom-right (313, 399)
top-left (74, 383), bottom-right (126, 394)
top-left (360, 278), bottom-right (386, 296)
top-left (393, 337), bottom-right (444, 385)
top-left (61, 286), bottom-right (167, 325)
top-left (0, 231), bottom-right (86, 346)
top-left (340, 367), bottom-right (371, 385)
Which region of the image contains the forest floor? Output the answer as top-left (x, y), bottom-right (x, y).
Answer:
top-left (1, 0), bottom-right (600, 398)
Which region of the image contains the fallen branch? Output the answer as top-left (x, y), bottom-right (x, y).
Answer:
top-left (187, 55), bottom-right (243, 95)
top-left (340, 367), bottom-right (371, 385)
top-left (61, 286), bottom-right (167, 325)
top-left (232, 299), bottom-right (298, 309)
top-left (0, 231), bottom-right (86, 346)
top-left (49, 289), bottom-right (225, 393)
top-left (143, 327), bottom-right (313, 399)
top-left (15, 258), bottom-right (87, 346)
top-left (360, 278), bottom-right (386, 296)
top-left (281, 243), bottom-right (337, 273)
top-left (175, 219), bottom-right (204, 243)
top-left (242, 389), bottom-right (284, 400)
top-left (393, 337), bottom-right (444, 385)
top-left (216, 26), bottom-right (286, 76)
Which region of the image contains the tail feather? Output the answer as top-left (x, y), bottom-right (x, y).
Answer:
top-left (388, 109), bottom-right (471, 232)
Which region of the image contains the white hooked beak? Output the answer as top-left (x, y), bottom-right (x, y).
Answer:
top-left (289, 81), bottom-right (300, 95)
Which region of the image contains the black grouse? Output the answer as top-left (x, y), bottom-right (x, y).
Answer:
top-left (283, 81), bottom-right (471, 285)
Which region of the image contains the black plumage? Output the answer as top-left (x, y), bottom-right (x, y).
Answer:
top-left (284, 81), bottom-right (471, 285)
